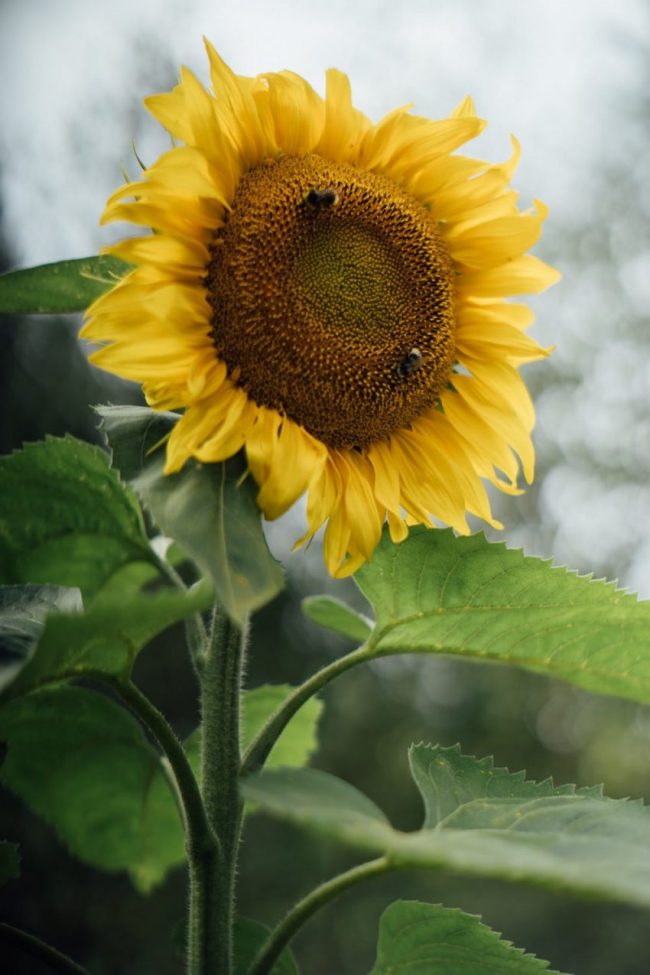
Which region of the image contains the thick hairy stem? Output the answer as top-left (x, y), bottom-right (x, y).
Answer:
top-left (188, 608), bottom-right (247, 975)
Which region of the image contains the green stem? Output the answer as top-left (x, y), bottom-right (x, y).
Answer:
top-left (0, 922), bottom-right (90, 975)
top-left (247, 857), bottom-right (393, 975)
top-left (240, 642), bottom-right (373, 775)
top-left (189, 608), bottom-right (247, 975)
top-left (107, 678), bottom-right (215, 863)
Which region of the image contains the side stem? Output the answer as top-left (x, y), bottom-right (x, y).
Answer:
top-left (108, 678), bottom-right (214, 863)
top-left (189, 608), bottom-right (247, 975)
top-left (0, 923), bottom-right (90, 975)
top-left (240, 643), bottom-right (373, 775)
top-left (247, 857), bottom-right (393, 975)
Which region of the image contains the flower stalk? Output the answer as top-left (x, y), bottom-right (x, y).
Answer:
top-left (188, 607), bottom-right (247, 975)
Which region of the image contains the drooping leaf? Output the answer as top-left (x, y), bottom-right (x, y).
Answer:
top-left (241, 766), bottom-right (390, 841)
top-left (1, 568), bottom-right (211, 700)
top-left (0, 585), bottom-right (82, 690)
top-left (369, 901), bottom-right (566, 975)
top-left (241, 745), bottom-right (650, 908)
top-left (98, 405), bottom-right (284, 623)
top-left (0, 685), bottom-right (185, 891)
top-left (0, 841), bottom-right (20, 888)
top-left (243, 684), bottom-right (322, 768)
top-left (355, 527), bottom-right (650, 705)
top-left (0, 256), bottom-right (130, 314)
top-left (96, 405), bottom-right (178, 483)
top-left (0, 437), bottom-right (156, 601)
top-left (234, 918), bottom-right (298, 975)
top-left (302, 595), bottom-right (372, 643)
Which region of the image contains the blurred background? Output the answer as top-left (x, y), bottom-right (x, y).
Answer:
top-left (1, 0), bottom-right (649, 972)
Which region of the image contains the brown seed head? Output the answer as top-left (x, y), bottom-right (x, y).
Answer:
top-left (206, 153), bottom-right (456, 449)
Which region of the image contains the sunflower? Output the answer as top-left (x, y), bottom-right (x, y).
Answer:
top-left (81, 41), bottom-right (559, 577)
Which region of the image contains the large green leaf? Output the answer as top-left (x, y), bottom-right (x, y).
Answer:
top-left (0, 841), bottom-right (20, 888)
top-left (355, 528), bottom-right (650, 704)
top-left (0, 685), bottom-right (185, 891)
top-left (0, 437), bottom-right (156, 601)
top-left (1, 567), bottom-right (211, 700)
top-left (0, 256), bottom-right (130, 314)
top-left (241, 744), bottom-right (650, 908)
top-left (234, 918), bottom-right (298, 975)
top-left (98, 405), bottom-right (284, 623)
top-left (369, 901), bottom-right (565, 975)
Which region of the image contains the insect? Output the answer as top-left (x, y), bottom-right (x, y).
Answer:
top-left (396, 348), bottom-right (422, 378)
top-left (305, 187), bottom-right (339, 209)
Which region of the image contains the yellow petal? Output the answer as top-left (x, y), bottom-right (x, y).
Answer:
top-left (253, 416), bottom-right (328, 521)
top-left (387, 115), bottom-right (486, 185)
top-left (195, 394), bottom-right (257, 463)
top-left (315, 68), bottom-right (370, 163)
top-left (447, 201), bottom-right (548, 269)
top-left (204, 38), bottom-right (276, 164)
top-left (263, 71), bottom-right (325, 154)
top-left (458, 254), bottom-right (562, 298)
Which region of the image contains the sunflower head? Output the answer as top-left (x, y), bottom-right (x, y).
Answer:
top-left (82, 41), bottom-right (560, 577)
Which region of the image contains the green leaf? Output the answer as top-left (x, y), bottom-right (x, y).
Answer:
top-left (234, 918), bottom-right (298, 975)
top-left (96, 405), bottom-right (178, 483)
top-left (241, 745), bottom-right (650, 908)
top-left (0, 841), bottom-right (20, 887)
top-left (302, 595), bottom-right (372, 643)
top-left (0, 256), bottom-right (130, 314)
top-left (98, 405), bottom-right (284, 622)
top-left (356, 527), bottom-right (650, 705)
top-left (0, 585), bottom-right (82, 688)
top-left (241, 766), bottom-right (391, 842)
top-left (369, 901), bottom-right (566, 975)
top-left (2, 569), bottom-right (211, 700)
top-left (0, 685), bottom-right (185, 891)
top-left (0, 437), bottom-right (157, 601)
top-left (243, 684), bottom-right (322, 768)
top-left (409, 743), bottom-right (592, 829)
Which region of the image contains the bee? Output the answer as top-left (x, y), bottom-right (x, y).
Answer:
top-left (305, 187), bottom-right (339, 209)
top-left (396, 348), bottom-right (422, 379)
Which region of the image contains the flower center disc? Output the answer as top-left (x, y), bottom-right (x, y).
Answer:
top-left (206, 154), bottom-right (456, 449)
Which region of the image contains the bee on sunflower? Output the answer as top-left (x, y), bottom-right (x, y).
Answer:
top-left (82, 41), bottom-right (559, 576)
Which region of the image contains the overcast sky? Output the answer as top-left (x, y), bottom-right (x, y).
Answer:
top-left (0, 0), bottom-right (644, 263)
top-left (1, 0), bottom-right (648, 592)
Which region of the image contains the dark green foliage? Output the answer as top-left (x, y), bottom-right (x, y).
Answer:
top-left (0, 841), bottom-right (19, 887)
top-left (1, 567), bottom-right (211, 700)
top-left (369, 901), bottom-right (565, 974)
top-left (0, 256), bottom-right (130, 314)
top-left (242, 744), bottom-right (650, 908)
top-left (0, 685), bottom-right (185, 891)
top-left (99, 405), bottom-right (284, 622)
top-left (0, 436), bottom-right (155, 599)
